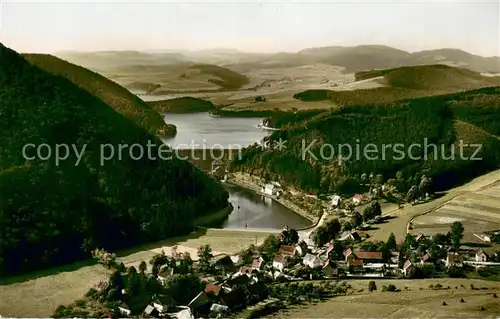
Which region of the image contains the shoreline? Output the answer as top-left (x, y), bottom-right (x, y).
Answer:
top-left (225, 172), bottom-right (319, 227)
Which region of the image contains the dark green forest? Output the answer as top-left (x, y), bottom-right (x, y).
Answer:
top-left (0, 44), bottom-right (229, 276)
top-left (231, 87), bottom-right (500, 194)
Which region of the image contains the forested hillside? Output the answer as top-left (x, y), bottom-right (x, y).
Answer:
top-left (0, 44), bottom-right (229, 276)
top-left (22, 54), bottom-right (175, 137)
top-left (231, 87), bottom-right (500, 194)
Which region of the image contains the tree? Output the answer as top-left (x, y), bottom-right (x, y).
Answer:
top-left (313, 226), bottom-right (330, 247)
top-left (375, 174), bottom-right (384, 185)
top-left (92, 248), bottom-right (117, 270)
top-left (341, 220), bottom-right (354, 232)
top-left (450, 221), bottom-right (464, 250)
top-left (345, 201), bottom-right (355, 212)
top-left (406, 186), bottom-right (419, 203)
top-left (363, 206), bottom-right (373, 222)
top-left (386, 233), bottom-right (397, 251)
top-left (325, 219), bottom-right (341, 238)
top-left (139, 261), bottom-right (147, 274)
top-left (368, 281), bottom-right (377, 291)
top-left (197, 244), bottom-right (213, 273)
top-left (164, 274), bottom-right (202, 305)
top-left (370, 201), bottom-right (382, 217)
top-left (352, 211), bottom-right (363, 227)
top-left (419, 175), bottom-right (432, 196)
top-left (401, 234), bottom-right (416, 251)
top-left (287, 229), bottom-right (300, 245)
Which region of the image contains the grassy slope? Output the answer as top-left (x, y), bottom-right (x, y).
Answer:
top-left (294, 65), bottom-right (500, 106)
top-left (148, 97), bottom-right (214, 113)
top-left (187, 63), bottom-right (249, 90)
top-left (0, 44), bottom-right (228, 276)
top-left (23, 54), bottom-right (175, 136)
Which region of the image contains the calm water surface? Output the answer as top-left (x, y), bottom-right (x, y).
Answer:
top-left (157, 111), bottom-right (310, 230)
top-left (161, 113), bottom-right (269, 149)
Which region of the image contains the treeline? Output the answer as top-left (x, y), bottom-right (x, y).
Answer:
top-left (22, 54), bottom-right (176, 137)
top-left (0, 44), bottom-right (229, 276)
top-left (231, 87), bottom-right (500, 195)
top-left (148, 97), bottom-right (214, 113)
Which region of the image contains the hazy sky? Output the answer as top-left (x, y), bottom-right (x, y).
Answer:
top-left (2, 0), bottom-right (499, 56)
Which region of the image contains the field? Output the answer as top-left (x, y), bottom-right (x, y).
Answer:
top-left (366, 168), bottom-right (500, 244)
top-left (266, 279), bottom-right (500, 318)
top-left (0, 229), bottom-right (270, 317)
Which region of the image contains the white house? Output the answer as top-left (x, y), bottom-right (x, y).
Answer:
top-left (331, 195), bottom-right (341, 207)
top-left (118, 303), bottom-right (131, 316)
top-left (302, 253), bottom-right (323, 268)
top-left (475, 249), bottom-right (489, 262)
top-left (273, 254), bottom-right (288, 272)
top-left (353, 194), bottom-right (362, 205)
top-left (262, 183), bottom-right (280, 196)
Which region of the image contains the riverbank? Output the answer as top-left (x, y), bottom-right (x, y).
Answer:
top-left (226, 172), bottom-right (319, 226)
top-left (192, 203), bottom-right (233, 227)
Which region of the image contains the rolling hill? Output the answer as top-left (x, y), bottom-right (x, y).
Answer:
top-left (148, 97), bottom-right (214, 113)
top-left (232, 87), bottom-right (500, 194)
top-left (0, 43), bottom-right (229, 276)
top-left (22, 54), bottom-right (175, 136)
top-left (293, 65), bottom-right (500, 106)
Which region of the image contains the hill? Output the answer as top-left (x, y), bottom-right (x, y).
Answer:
top-left (0, 44), bottom-right (229, 277)
top-left (298, 45), bottom-right (500, 73)
top-left (185, 64), bottom-right (249, 90)
top-left (293, 65), bottom-right (500, 106)
top-left (22, 54), bottom-right (175, 136)
top-left (231, 87), bottom-right (500, 194)
top-left (148, 97), bottom-right (214, 113)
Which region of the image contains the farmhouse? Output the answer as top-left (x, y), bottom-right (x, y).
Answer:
top-left (278, 245), bottom-right (299, 257)
top-left (273, 254), bottom-right (288, 272)
top-left (302, 253), bottom-right (323, 268)
top-left (475, 249), bottom-right (489, 262)
top-left (353, 194), bottom-right (362, 205)
top-left (445, 252), bottom-right (464, 268)
top-left (251, 257), bottom-right (265, 270)
top-left (345, 249), bottom-right (383, 263)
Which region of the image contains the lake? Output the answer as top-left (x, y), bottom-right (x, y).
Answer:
top-left (161, 112), bottom-right (269, 149)
top-left (159, 111), bottom-right (311, 230)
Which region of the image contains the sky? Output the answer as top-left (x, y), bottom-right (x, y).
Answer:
top-left (1, 0), bottom-right (499, 56)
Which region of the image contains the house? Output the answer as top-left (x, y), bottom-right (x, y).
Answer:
top-left (475, 249), bottom-right (489, 262)
top-left (390, 251), bottom-right (400, 264)
top-left (322, 260), bottom-right (339, 278)
top-left (353, 194), bottom-right (362, 205)
top-left (421, 253), bottom-right (432, 265)
top-left (219, 288), bottom-right (248, 311)
top-left (224, 273), bottom-right (251, 290)
top-left (302, 253), bottom-right (323, 268)
top-left (239, 266), bottom-right (253, 276)
top-left (331, 195), bottom-right (341, 207)
top-left (212, 255), bottom-right (236, 273)
top-left (187, 292), bottom-right (211, 316)
top-left (473, 233), bottom-right (492, 243)
top-left (347, 258), bottom-right (364, 271)
top-left (278, 245), bottom-right (299, 257)
top-left (273, 254), bottom-right (288, 271)
top-left (118, 303), bottom-right (131, 316)
top-left (204, 283), bottom-right (223, 296)
top-left (251, 257), bottom-right (265, 270)
top-left (262, 183), bottom-right (279, 196)
top-left (402, 260), bottom-right (414, 276)
top-left (245, 281), bottom-right (269, 303)
top-left (210, 303), bottom-right (228, 315)
top-left (152, 296), bottom-right (173, 314)
top-left (230, 255), bottom-right (244, 266)
top-left (345, 249), bottom-right (383, 264)
top-left (445, 252), bottom-right (464, 267)
top-left (144, 304), bottom-right (160, 318)
top-left (166, 306), bottom-right (194, 319)
top-left (296, 241), bottom-right (309, 256)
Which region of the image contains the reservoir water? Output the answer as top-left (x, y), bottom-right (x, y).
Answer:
top-left (160, 111), bottom-right (312, 230)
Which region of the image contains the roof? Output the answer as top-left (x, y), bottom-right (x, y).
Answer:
top-left (239, 266), bottom-right (253, 274)
top-left (251, 257), bottom-right (264, 268)
top-left (279, 245), bottom-right (296, 255)
top-left (476, 249), bottom-right (489, 257)
top-left (204, 283), bottom-right (222, 295)
top-left (421, 253), bottom-right (432, 262)
top-left (303, 253), bottom-right (320, 263)
top-left (119, 303), bottom-right (130, 310)
top-left (144, 305), bottom-right (158, 315)
top-left (323, 259), bottom-right (335, 268)
top-left (353, 194), bottom-right (362, 199)
top-left (415, 233), bottom-right (426, 241)
top-left (403, 260), bottom-right (412, 270)
top-left (220, 288), bottom-right (247, 309)
top-left (350, 232), bottom-right (362, 241)
top-left (246, 281), bottom-right (268, 296)
top-left (353, 251), bottom-right (383, 260)
top-left (187, 292), bottom-right (211, 309)
top-left (344, 248), bottom-right (353, 256)
top-left (225, 274), bottom-right (251, 288)
top-left (326, 243), bottom-right (334, 254)
top-left (447, 252), bottom-right (463, 264)
top-left (274, 254), bottom-right (286, 263)
top-left (348, 259), bottom-right (364, 267)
